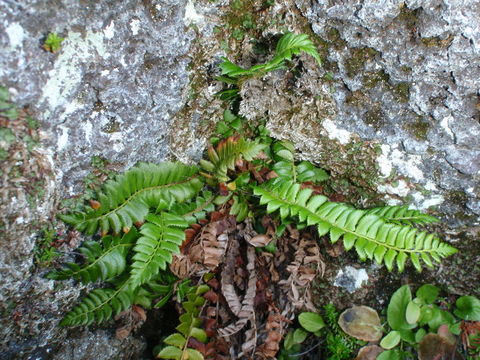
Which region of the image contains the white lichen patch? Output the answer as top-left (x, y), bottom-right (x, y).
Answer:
top-left (40, 30), bottom-right (109, 114)
top-left (377, 179), bottom-right (411, 197)
top-left (321, 119), bottom-right (352, 145)
top-left (441, 115), bottom-right (455, 139)
top-left (103, 21), bottom-right (115, 39)
top-left (130, 19), bottom-right (141, 35)
top-left (377, 143), bottom-right (424, 181)
top-left (334, 266), bottom-right (369, 293)
top-left (184, 0), bottom-right (204, 27)
top-left (5, 22), bottom-right (25, 48)
top-left (410, 192), bottom-right (445, 210)
top-left (57, 125), bottom-right (69, 151)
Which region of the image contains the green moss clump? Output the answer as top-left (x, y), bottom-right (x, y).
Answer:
top-left (403, 118), bottom-right (430, 140)
top-left (392, 82), bottom-right (411, 103)
top-left (345, 90), bottom-right (368, 107)
top-left (362, 70), bottom-right (390, 89)
top-left (421, 35), bottom-right (454, 48)
top-left (344, 47), bottom-right (378, 78)
top-left (396, 5), bottom-right (421, 29)
top-left (364, 107), bottom-right (385, 130)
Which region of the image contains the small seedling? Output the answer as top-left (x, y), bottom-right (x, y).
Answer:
top-left (43, 33), bottom-right (64, 53)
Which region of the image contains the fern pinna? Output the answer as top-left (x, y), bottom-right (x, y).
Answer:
top-left (253, 178), bottom-right (457, 272)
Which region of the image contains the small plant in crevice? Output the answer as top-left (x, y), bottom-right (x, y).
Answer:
top-left (43, 32), bottom-right (64, 53)
top-left (280, 305), bottom-right (364, 360)
top-left (49, 32), bottom-right (458, 359)
top-left (216, 32), bottom-right (322, 101)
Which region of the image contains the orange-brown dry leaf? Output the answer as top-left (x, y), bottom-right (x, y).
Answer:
top-left (255, 312), bottom-right (284, 359)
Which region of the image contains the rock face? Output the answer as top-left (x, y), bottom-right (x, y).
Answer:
top-left (0, 0), bottom-right (479, 359)
top-left (1, 0), bottom-right (195, 358)
top-left (294, 0), bottom-right (480, 223)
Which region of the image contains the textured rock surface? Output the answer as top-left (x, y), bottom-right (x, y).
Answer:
top-left (0, 0), bottom-right (197, 358)
top-left (0, 0), bottom-right (479, 358)
top-left (294, 0), bottom-right (480, 223)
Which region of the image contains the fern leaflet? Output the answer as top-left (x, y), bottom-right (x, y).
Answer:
top-left (169, 191), bottom-right (216, 224)
top-left (272, 32), bottom-right (322, 67)
top-left (48, 228), bottom-right (138, 283)
top-left (128, 213), bottom-right (189, 288)
top-left (365, 205), bottom-right (439, 225)
top-left (59, 162), bottom-right (203, 235)
top-left (253, 178), bottom-right (457, 272)
top-left (271, 140), bottom-right (329, 183)
top-left (218, 32), bottom-right (321, 80)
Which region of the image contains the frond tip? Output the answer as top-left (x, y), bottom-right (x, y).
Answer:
top-left (254, 179), bottom-right (457, 272)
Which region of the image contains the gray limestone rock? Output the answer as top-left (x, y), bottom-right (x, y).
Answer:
top-left (0, 0), bottom-right (198, 358)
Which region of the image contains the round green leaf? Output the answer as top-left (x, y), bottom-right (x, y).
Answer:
top-left (406, 300), bottom-right (421, 325)
top-left (298, 312), bottom-right (325, 332)
top-left (283, 331), bottom-right (295, 350)
top-left (163, 333), bottom-right (186, 347)
top-left (190, 327), bottom-right (208, 343)
top-left (415, 328), bottom-right (427, 343)
top-left (449, 322), bottom-right (461, 335)
top-left (293, 328), bottom-right (308, 344)
top-left (377, 349), bottom-right (402, 360)
top-left (454, 295), bottom-right (480, 321)
top-left (380, 331), bottom-right (401, 350)
top-left (157, 345), bottom-right (183, 359)
top-left (416, 284), bottom-right (439, 304)
top-left (186, 348), bottom-right (204, 360)
top-left (387, 285), bottom-right (416, 330)
top-left (398, 329), bottom-right (415, 344)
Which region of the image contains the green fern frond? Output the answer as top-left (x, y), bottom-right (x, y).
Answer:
top-left (272, 32), bottom-right (322, 66)
top-left (60, 285), bottom-right (135, 326)
top-left (59, 162), bottom-right (203, 235)
top-left (230, 195), bottom-right (249, 221)
top-left (157, 285), bottom-right (210, 360)
top-left (218, 32), bottom-right (321, 80)
top-left (48, 228), bottom-right (139, 283)
top-left (128, 213), bottom-right (189, 288)
top-left (200, 136), bottom-right (265, 182)
top-left (365, 205), bottom-right (439, 226)
top-left (253, 179), bottom-right (457, 272)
